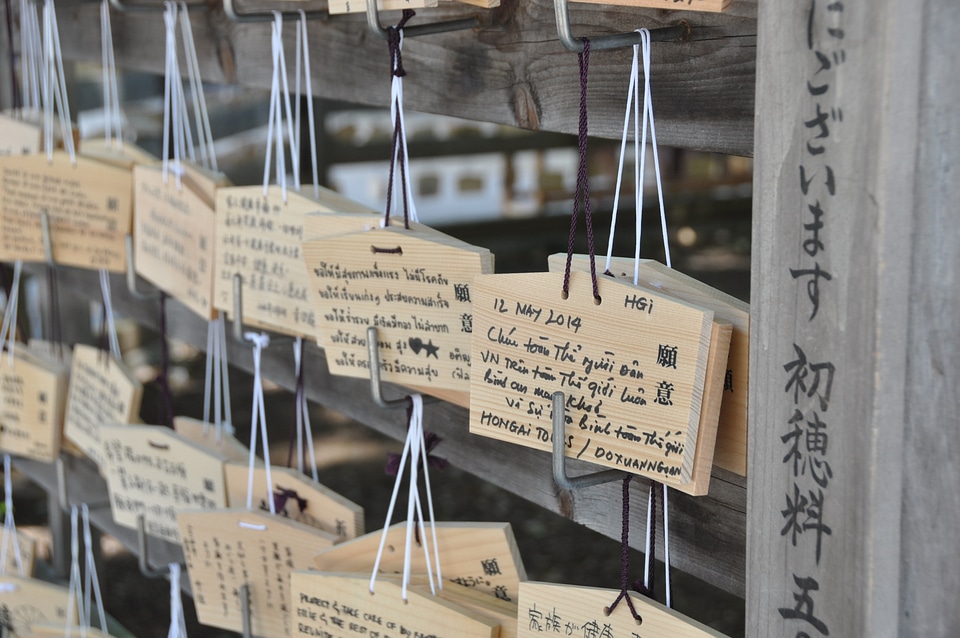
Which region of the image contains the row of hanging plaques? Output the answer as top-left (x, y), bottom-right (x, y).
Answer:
top-left (0, 0), bottom-right (742, 636)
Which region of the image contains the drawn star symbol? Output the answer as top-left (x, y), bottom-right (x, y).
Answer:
top-left (423, 340), bottom-right (440, 358)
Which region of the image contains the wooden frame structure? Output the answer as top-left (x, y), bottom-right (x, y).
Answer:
top-left (1, 0), bottom-right (958, 635)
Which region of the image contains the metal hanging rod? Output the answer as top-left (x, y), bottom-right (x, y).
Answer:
top-left (107, 0), bottom-right (205, 13)
top-left (553, 0), bottom-right (690, 52)
top-left (222, 0), bottom-right (327, 23)
top-left (366, 0), bottom-right (479, 40)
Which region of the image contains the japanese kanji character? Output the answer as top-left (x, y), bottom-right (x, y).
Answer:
top-left (779, 574), bottom-right (830, 635)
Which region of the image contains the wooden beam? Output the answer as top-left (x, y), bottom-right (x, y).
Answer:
top-left (48, 0), bottom-right (757, 155)
top-left (34, 264), bottom-right (746, 597)
top-left (748, 0), bottom-right (960, 636)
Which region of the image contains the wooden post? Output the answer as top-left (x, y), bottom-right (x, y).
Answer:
top-left (749, 1), bottom-right (959, 637)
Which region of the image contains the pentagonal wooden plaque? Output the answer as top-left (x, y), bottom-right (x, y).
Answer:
top-left (290, 572), bottom-right (498, 638)
top-left (179, 508), bottom-right (337, 637)
top-left (304, 225), bottom-right (493, 392)
top-left (223, 462), bottom-right (364, 540)
top-left (470, 271), bottom-right (719, 487)
top-left (0, 344), bottom-right (68, 462)
top-left (313, 521), bottom-right (525, 603)
top-left (0, 575), bottom-right (76, 636)
top-left (133, 164), bottom-right (217, 319)
top-left (0, 151), bottom-right (133, 271)
top-left (62, 345), bottom-right (142, 469)
top-left (550, 254), bottom-right (750, 475)
top-left (100, 424), bottom-right (228, 542)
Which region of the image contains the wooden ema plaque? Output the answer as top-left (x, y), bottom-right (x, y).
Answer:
top-left (549, 255), bottom-right (749, 476)
top-left (2, 529), bottom-right (37, 577)
top-left (303, 225), bottom-right (493, 393)
top-left (0, 151), bottom-right (133, 271)
top-left (100, 424), bottom-right (228, 542)
top-left (62, 345), bottom-right (143, 469)
top-left (517, 582), bottom-right (727, 638)
top-left (470, 271), bottom-right (727, 490)
top-left (571, 0), bottom-right (729, 11)
top-left (78, 137), bottom-right (159, 169)
top-left (0, 575), bottom-right (76, 636)
top-left (173, 416), bottom-right (252, 464)
top-left (327, 0), bottom-right (438, 15)
top-left (313, 522), bottom-right (525, 603)
top-left (178, 508), bottom-right (338, 637)
top-left (0, 344), bottom-right (68, 462)
top-left (291, 572), bottom-right (499, 638)
top-left (406, 577), bottom-right (519, 638)
top-left (133, 164), bottom-right (218, 319)
top-left (20, 623), bottom-right (111, 637)
top-left (223, 462), bottom-right (364, 540)
top-left (0, 112), bottom-right (42, 156)
top-left (214, 185), bottom-right (375, 337)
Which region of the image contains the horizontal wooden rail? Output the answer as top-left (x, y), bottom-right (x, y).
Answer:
top-left (18, 266), bottom-right (746, 597)
top-left (48, 0), bottom-right (758, 155)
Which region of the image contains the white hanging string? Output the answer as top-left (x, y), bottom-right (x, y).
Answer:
top-left (81, 505), bottom-right (108, 631)
top-left (0, 261), bottom-right (22, 367)
top-left (642, 481), bottom-right (653, 593)
top-left (387, 29), bottom-right (418, 224)
top-left (98, 269), bottom-right (122, 360)
top-left (20, 0), bottom-right (43, 112)
top-left (262, 14), bottom-right (300, 202)
top-left (369, 395), bottom-right (440, 600)
top-left (244, 332), bottom-right (275, 514)
top-left (166, 563), bottom-right (188, 638)
top-left (41, 0), bottom-right (76, 164)
top-left (100, 0), bottom-right (123, 147)
top-left (178, 2), bottom-right (217, 172)
top-left (202, 316), bottom-right (233, 442)
top-left (65, 506), bottom-right (89, 638)
top-left (161, 2), bottom-right (182, 189)
top-left (0, 455), bottom-right (26, 576)
top-left (292, 337), bottom-right (319, 482)
top-left (638, 29), bottom-right (670, 271)
top-left (297, 11), bottom-right (320, 199)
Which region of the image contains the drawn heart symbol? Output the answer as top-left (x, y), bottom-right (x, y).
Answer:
top-left (409, 337), bottom-right (424, 354)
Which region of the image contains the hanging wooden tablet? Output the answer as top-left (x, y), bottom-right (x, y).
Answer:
top-left (214, 185), bottom-right (375, 337)
top-left (469, 271), bottom-right (730, 491)
top-left (327, 0), bottom-right (438, 15)
top-left (517, 582), bottom-right (727, 638)
top-left (19, 623), bottom-right (112, 637)
top-left (570, 0), bottom-right (729, 11)
top-left (406, 577), bottom-right (519, 638)
top-left (0, 575), bottom-right (76, 636)
top-left (290, 571), bottom-right (499, 638)
top-left (178, 508), bottom-right (338, 637)
top-left (549, 254), bottom-right (750, 476)
top-left (303, 225), bottom-right (493, 393)
top-left (313, 521), bottom-right (525, 603)
top-left (0, 344), bottom-right (68, 462)
top-left (62, 345), bottom-right (142, 468)
top-left (133, 164), bottom-right (218, 319)
top-left (0, 151), bottom-right (133, 271)
top-left (223, 462), bottom-right (364, 540)
top-left (173, 415), bottom-right (251, 464)
top-left (2, 530), bottom-right (37, 577)
top-left (99, 424), bottom-right (228, 541)
top-left (0, 111), bottom-right (42, 156)
top-left (78, 137), bottom-right (159, 170)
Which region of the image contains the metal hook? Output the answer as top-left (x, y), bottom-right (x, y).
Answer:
top-left (553, 0), bottom-right (690, 52)
top-left (137, 513), bottom-right (173, 578)
top-left (366, 326), bottom-right (438, 409)
top-left (230, 273), bottom-right (294, 345)
top-left (240, 583), bottom-right (253, 638)
top-left (56, 456), bottom-right (68, 511)
top-left (124, 235), bottom-right (162, 300)
top-left (222, 0), bottom-right (327, 23)
top-left (40, 210), bottom-right (54, 265)
top-left (366, 0), bottom-right (480, 40)
top-left (552, 391), bottom-right (627, 490)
